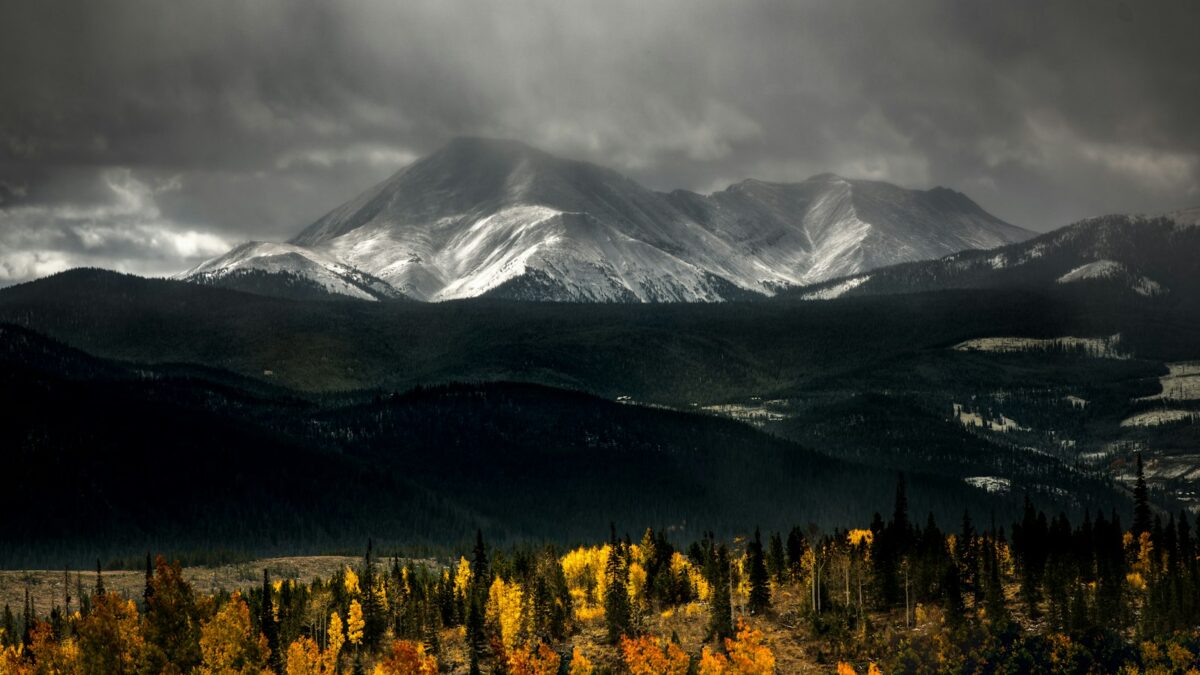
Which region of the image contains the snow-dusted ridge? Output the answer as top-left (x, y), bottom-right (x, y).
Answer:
top-left (185, 137), bottom-right (1031, 302)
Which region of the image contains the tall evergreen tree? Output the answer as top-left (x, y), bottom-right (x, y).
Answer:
top-left (1133, 452), bottom-right (1153, 536)
top-left (360, 540), bottom-right (385, 649)
top-left (747, 528), bottom-right (771, 614)
top-left (707, 544), bottom-right (734, 642)
top-left (766, 531), bottom-right (786, 584)
top-left (466, 530), bottom-right (489, 675)
top-left (604, 524), bottom-right (631, 643)
top-left (786, 527), bottom-right (807, 582)
top-left (94, 559), bottom-right (105, 597)
top-left (260, 569), bottom-right (280, 672)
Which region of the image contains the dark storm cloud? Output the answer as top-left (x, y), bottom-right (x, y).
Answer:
top-left (1, 0), bottom-right (1198, 281)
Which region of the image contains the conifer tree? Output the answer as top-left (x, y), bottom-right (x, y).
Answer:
top-left (786, 527), bottom-right (807, 582)
top-left (1133, 452), bottom-right (1153, 536)
top-left (707, 544), bottom-right (734, 642)
top-left (604, 525), bottom-right (631, 643)
top-left (360, 540), bottom-right (385, 649)
top-left (747, 528), bottom-right (771, 614)
top-left (94, 559), bottom-right (105, 597)
top-left (260, 569), bottom-right (280, 672)
top-left (766, 532), bottom-right (786, 584)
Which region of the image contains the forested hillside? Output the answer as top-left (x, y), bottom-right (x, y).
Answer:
top-left (3, 469), bottom-right (1196, 673)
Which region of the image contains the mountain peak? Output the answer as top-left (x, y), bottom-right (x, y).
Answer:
top-left (198, 139), bottom-right (1028, 302)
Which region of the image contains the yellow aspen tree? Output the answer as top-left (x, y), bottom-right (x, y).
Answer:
top-left (453, 556), bottom-right (473, 598)
top-left (344, 567), bottom-right (361, 596)
top-left (198, 592), bottom-right (270, 675)
top-left (327, 611), bottom-right (345, 671)
top-left (29, 622), bottom-right (81, 675)
top-left (77, 593), bottom-right (144, 674)
top-left (347, 600), bottom-right (365, 647)
top-left (285, 636), bottom-right (324, 675)
top-left (487, 577), bottom-right (526, 651)
top-left (567, 647), bottom-right (595, 675)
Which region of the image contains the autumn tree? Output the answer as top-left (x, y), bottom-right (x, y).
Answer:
top-left (506, 642), bottom-right (560, 675)
top-left (619, 634), bottom-right (689, 675)
top-left (142, 556), bottom-right (203, 673)
top-left (198, 591), bottom-right (270, 675)
top-left (376, 639), bottom-right (437, 675)
top-left (77, 592), bottom-right (144, 674)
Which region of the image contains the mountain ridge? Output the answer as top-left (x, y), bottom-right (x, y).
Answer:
top-left (185, 137), bottom-right (1031, 302)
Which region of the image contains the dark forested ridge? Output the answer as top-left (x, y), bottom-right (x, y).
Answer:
top-left (0, 323), bottom-right (1075, 568)
top-left (3, 254), bottom-right (1197, 565)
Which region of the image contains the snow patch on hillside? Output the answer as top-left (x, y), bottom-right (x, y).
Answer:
top-left (801, 275), bottom-right (869, 300)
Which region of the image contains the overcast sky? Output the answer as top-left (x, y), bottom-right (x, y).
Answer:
top-left (1, 0), bottom-right (1198, 283)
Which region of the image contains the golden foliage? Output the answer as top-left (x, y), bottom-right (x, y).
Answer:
top-left (328, 611), bottom-right (345, 662)
top-left (847, 529), bottom-right (874, 549)
top-left (198, 591), bottom-right (270, 675)
top-left (487, 577), bottom-right (526, 651)
top-left (77, 592), bottom-right (144, 674)
top-left (619, 634), bottom-right (690, 675)
top-left (506, 642), bottom-right (561, 675)
top-left (837, 662), bottom-right (859, 675)
top-left (698, 620), bottom-right (775, 674)
top-left (567, 646), bottom-right (595, 675)
top-left (374, 639), bottom-right (437, 675)
top-left (347, 600), bottom-right (365, 647)
top-left (561, 545), bottom-right (610, 620)
top-left (29, 621), bottom-right (80, 675)
top-left (628, 561), bottom-right (649, 610)
top-left (453, 556), bottom-right (473, 598)
top-left (344, 567), bottom-right (361, 596)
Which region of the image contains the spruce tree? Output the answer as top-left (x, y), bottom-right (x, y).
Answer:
top-left (1133, 452), bottom-right (1153, 536)
top-left (707, 544), bottom-right (734, 642)
top-left (604, 525), bottom-right (631, 643)
top-left (747, 528), bottom-right (771, 614)
top-left (766, 532), bottom-right (786, 584)
top-left (94, 559), bottom-right (105, 597)
top-left (466, 530), bottom-right (489, 674)
top-left (260, 569), bottom-right (280, 672)
top-left (360, 540), bottom-right (385, 649)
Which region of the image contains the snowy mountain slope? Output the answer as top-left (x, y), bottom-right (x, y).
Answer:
top-left (792, 213), bottom-right (1199, 302)
top-left (188, 137), bottom-right (1031, 302)
top-left (179, 242), bottom-right (403, 301)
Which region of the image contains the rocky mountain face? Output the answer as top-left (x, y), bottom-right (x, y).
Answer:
top-left (793, 213), bottom-right (1200, 304)
top-left (185, 137), bottom-right (1030, 301)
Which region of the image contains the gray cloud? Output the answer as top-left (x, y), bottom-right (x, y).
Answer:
top-left (2, 0), bottom-right (1198, 282)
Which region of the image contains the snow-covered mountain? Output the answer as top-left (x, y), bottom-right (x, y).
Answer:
top-left (187, 137), bottom-right (1031, 302)
top-left (181, 242), bottom-right (402, 301)
top-left (793, 212), bottom-right (1200, 302)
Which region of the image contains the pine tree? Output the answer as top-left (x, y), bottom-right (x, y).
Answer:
top-left (604, 525), bottom-right (632, 643)
top-left (360, 540), bottom-right (385, 649)
top-left (707, 544), bottom-right (734, 642)
top-left (786, 526), bottom-right (807, 582)
top-left (747, 528), bottom-right (771, 614)
top-left (466, 530), bottom-right (489, 674)
top-left (766, 532), bottom-right (786, 584)
top-left (1133, 452), bottom-right (1153, 536)
top-left (94, 559), bottom-right (105, 597)
top-left (260, 569), bottom-right (280, 672)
